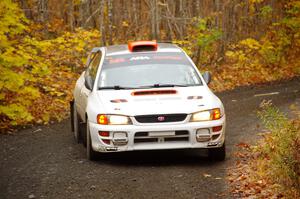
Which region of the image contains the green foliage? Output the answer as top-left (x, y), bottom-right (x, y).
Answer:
top-left (257, 102), bottom-right (300, 192)
top-left (175, 17), bottom-right (222, 67)
top-left (197, 18), bottom-right (222, 52)
top-left (226, 37), bottom-right (281, 67)
top-left (0, 104), bottom-right (33, 125)
top-left (0, 0), bottom-right (37, 126)
top-left (228, 103), bottom-right (300, 198)
top-left (260, 6), bottom-right (273, 18)
top-left (0, 0), bottom-right (28, 46)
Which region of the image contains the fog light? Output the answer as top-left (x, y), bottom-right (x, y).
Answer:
top-left (112, 132), bottom-right (128, 146)
top-left (196, 129), bottom-right (211, 142)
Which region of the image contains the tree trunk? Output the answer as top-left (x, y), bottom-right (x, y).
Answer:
top-left (107, 0), bottom-right (113, 45)
top-left (150, 0), bottom-right (158, 40)
top-left (99, 0), bottom-right (106, 46)
top-left (155, 0), bottom-right (160, 40)
top-left (37, 0), bottom-right (48, 23)
top-left (88, 0), bottom-right (97, 28)
top-left (68, 0), bottom-right (75, 31)
top-left (19, 0), bottom-right (33, 20)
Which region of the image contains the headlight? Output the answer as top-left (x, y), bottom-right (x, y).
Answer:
top-left (190, 108), bottom-right (222, 122)
top-left (109, 115), bottom-right (130, 125)
top-left (97, 114), bottom-right (131, 125)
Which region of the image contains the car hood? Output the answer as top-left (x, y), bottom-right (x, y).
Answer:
top-left (94, 86), bottom-right (220, 116)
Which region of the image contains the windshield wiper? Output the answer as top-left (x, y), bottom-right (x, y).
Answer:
top-left (98, 86), bottom-right (135, 90)
top-left (139, 84), bottom-right (189, 88)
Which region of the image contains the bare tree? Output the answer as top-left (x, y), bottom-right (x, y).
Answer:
top-left (16, 0), bottom-right (285, 56)
top-left (149, 0), bottom-right (158, 40)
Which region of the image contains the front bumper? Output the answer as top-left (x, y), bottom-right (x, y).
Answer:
top-left (89, 115), bottom-right (226, 153)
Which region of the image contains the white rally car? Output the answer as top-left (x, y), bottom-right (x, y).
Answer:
top-left (71, 41), bottom-right (226, 161)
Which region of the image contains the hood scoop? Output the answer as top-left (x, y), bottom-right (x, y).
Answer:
top-left (132, 89), bottom-right (177, 96)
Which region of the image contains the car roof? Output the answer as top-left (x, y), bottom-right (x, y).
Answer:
top-left (102, 43), bottom-right (183, 57)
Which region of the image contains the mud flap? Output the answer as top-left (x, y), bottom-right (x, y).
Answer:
top-left (70, 100), bottom-right (74, 132)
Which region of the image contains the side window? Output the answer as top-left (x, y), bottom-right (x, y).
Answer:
top-left (87, 51), bottom-right (102, 81)
top-left (86, 52), bottom-right (96, 67)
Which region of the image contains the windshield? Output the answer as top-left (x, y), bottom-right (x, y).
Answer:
top-left (98, 52), bottom-right (202, 89)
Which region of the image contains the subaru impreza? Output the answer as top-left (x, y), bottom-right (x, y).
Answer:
top-left (71, 41), bottom-right (226, 161)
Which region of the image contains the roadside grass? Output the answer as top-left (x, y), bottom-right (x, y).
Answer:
top-left (228, 102), bottom-right (300, 198)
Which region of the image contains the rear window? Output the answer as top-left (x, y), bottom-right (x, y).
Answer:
top-left (98, 52), bottom-right (202, 88)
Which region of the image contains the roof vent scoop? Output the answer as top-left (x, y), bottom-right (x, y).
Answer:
top-left (128, 40), bottom-right (158, 52)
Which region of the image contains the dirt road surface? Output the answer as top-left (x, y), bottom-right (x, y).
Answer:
top-left (1, 78), bottom-right (299, 199)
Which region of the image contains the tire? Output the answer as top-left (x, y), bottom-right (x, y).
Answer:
top-left (72, 102), bottom-right (80, 143)
top-left (208, 142), bottom-right (226, 161)
top-left (86, 121), bottom-right (98, 161)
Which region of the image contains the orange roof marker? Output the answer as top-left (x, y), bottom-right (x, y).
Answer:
top-left (128, 40), bottom-right (158, 52)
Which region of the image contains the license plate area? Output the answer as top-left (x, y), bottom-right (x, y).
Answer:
top-left (148, 131), bottom-right (175, 137)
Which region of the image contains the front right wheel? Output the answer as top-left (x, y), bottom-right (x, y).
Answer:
top-left (208, 142), bottom-right (226, 161)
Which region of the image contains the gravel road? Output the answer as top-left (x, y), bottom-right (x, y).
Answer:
top-left (1, 78), bottom-right (299, 199)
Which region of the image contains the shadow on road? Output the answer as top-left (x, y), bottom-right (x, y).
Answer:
top-left (89, 149), bottom-right (226, 167)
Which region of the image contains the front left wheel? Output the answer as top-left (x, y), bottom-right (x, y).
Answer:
top-left (86, 121), bottom-right (98, 161)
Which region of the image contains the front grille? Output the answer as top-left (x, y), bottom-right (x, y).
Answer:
top-left (134, 114), bottom-right (187, 123)
top-left (134, 130), bottom-right (189, 143)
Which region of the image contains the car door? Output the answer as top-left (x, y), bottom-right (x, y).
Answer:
top-left (75, 51), bottom-right (95, 120)
top-left (78, 50), bottom-right (102, 121)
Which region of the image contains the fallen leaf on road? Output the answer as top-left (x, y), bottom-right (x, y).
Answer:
top-left (33, 128), bottom-right (42, 133)
top-left (236, 142), bottom-right (250, 149)
top-left (203, 173), bottom-right (212, 178)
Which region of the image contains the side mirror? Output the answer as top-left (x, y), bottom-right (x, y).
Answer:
top-left (202, 71), bottom-right (212, 85)
top-left (84, 75), bottom-right (93, 90)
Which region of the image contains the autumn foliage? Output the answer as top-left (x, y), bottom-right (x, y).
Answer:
top-left (0, 0), bottom-right (100, 132)
top-left (0, 0), bottom-right (300, 131)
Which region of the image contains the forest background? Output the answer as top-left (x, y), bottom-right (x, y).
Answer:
top-left (0, 0), bottom-right (299, 131)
